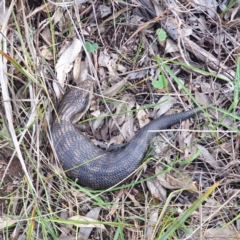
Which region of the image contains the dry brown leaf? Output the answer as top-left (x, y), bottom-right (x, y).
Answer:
top-left (114, 94), bottom-right (135, 125)
top-left (91, 110), bottom-right (105, 132)
top-left (58, 237), bottom-right (75, 240)
top-left (147, 177), bottom-right (166, 201)
top-left (204, 226), bottom-right (240, 239)
top-left (145, 210), bottom-right (158, 239)
top-left (156, 166), bottom-right (197, 191)
top-left (40, 45), bottom-right (53, 60)
top-left (199, 199), bottom-right (221, 222)
top-left (179, 119), bottom-right (190, 150)
top-left (72, 55), bottom-right (81, 82)
top-left (124, 190), bottom-right (142, 207)
top-left (209, 109), bottom-right (234, 126)
top-left (99, 6), bottom-right (131, 31)
top-left (162, 15), bottom-right (235, 80)
top-left (121, 116), bottom-right (135, 141)
top-left (192, 0), bottom-right (218, 18)
top-left (117, 64), bottom-right (127, 73)
top-left (53, 38), bottom-right (83, 98)
top-left (108, 94), bottom-right (135, 145)
top-left (98, 51), bottom-right (110, 67)
top-left (183, 133), bottom-right (197, 159)
top-left (41, 26), bottom-right (52, 45)
top-left (108, 114), bottom-right (135, 145)
top-left (127, 70), bottom-right (147, 80)
top-left (196, 144), bottom-right (219, 169)
top-left (153, 96), bottom-right (176, 118)
top-left (78, 207), bottom-right (103, 239)
top-left (165, 172), bottom-right (197, 192)
top-left (113, 113), bottom-right (126, 127)
top-left (0, 216), bottom-right (18, 229)
top-left (98, 51), bottom-right (122, 77)
top-left (136, 104), bottom-right (150, 128)
top-left (108, 134), bottom-right (124, 146)
top-left (214, 140), bottom-right (233, 154)
top-left (195, 91), bottom-right (212, 106)
top-left (165, 39), bottom-right (179, 54)
top-left (59, 210), bottom-right (71, 237)
top-left (198, 80), bottom-right (212, 92)
top-left (99, 4), bottom-right (111, 18)
top-left (102, 78), bottom-right (128, 97)
top-left (107, 190), bottom-right (124, 219)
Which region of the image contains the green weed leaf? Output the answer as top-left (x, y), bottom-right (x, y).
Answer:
top-left (85, 41), bottom-right (99, 52)
top-left (152, 75), bottom-right (167, 89)
top-left (156, 28), bottom-right (167, 41)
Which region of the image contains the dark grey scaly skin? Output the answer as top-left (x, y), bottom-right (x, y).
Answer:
top-left (52, 80), bottom-right (202, 189)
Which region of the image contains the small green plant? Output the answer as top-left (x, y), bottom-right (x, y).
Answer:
top-left (85, 41), bottom-right (99, 52)
top-left (156, 28), bottom-right (167, 42)
top-left (152, 75), bottom-right (167, 89)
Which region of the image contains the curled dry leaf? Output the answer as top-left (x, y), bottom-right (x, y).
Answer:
top-left (195, 91), bottom-right (212, 106)
top-left (59, 210), bottom-right (71, 237)
top-left (108, 94), bottom-right (135, 145)
top-left (179, 119), bottom-right (191, 150)
top-left (98, 50), bottom-right (110, 68)
top-left (127, 70), bottom-right (147, 80)
top-left (121, 116), bottom-right (135, 141)
top-left (164, 17), bottom-right (180, 41)
top-left (58, 237), bottom-right (75, 240)
top-left (155, 166), bottom-right (197, 191)
top-left (204, 226), bottom-right (240, 239)
top-left (52, 7), bottom-right (63, 25)
top-left (53, 38), bottom-right (83, 98)
top-left (147, 177), bottom-right (167, 201)
top-left (41, 26), bottom-right (52, 45)
top-left (0, 216), bottom-right (18, 229)
top-left (209, 108), bottom-right (234, 127)
top-left (107, 190), bottom-right (124, 219)
top-left (108, 134), bottom-right (124, 146)
top-left (78, 207), bottom-right (103, 239)
top-left (136, 104), bottom-right (150, 128)
top-left (153, 96), bottom-right (176, 118)
top-left (178, 113), bottom-right (208, 163)
top-left (99, 4), bottom-right (112, 18)
top-left (196, 144), bottom-right (219, 169)
top-left (145, 210), bottom-right (158, 239)
top-left (79, 57), bottom-right (89, 82)
top-left (98, 51), bottom-right (125, 77)
top-left (165, 38), bottom-right (179, 54)
top-left (40, 45), bottom-right (53, 60)
top-left (108, 115), bottom-right (135, 145)
top-left (183, 133), bottom-right (197, 159)
top-left (213, 140), bottom-right (233, 155)
top-left (192, 0), bottom-right (218, 18)
top-left (117, 64), bottom-right (127, 73)
top-left (72, 55), bottom-right (81, 82)
top-left (199, 199), bottom-right (221, 222)
top-left (124, 190), bottom-right (142, 207)
top-left (102, 78), bottom-right (128, 97)
top-left (113, 94), bottom-right (136, 126)
top-left (91, 110), bottom-right (105, 132)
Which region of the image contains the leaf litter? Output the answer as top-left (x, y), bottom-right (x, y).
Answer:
top-left (0, 0), bottom-right (240, 239)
